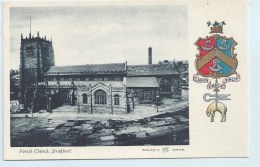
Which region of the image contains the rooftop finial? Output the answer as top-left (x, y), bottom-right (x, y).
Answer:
top-left (37, 31), bottom-right (39, 37)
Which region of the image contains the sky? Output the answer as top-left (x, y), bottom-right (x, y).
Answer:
top-left (10, 4), bottom-right (187, 70)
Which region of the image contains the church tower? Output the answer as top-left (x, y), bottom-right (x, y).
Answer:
top-left (20, 32), bottom-right (55, 104)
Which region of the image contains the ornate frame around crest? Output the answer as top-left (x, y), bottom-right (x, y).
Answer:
top-left (194, 34), bottom-right (238, 78)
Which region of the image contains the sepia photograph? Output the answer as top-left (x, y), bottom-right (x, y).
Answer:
top-left (9, 4), bottom-right (189, 147)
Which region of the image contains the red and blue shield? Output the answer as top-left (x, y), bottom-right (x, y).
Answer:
top-left (195, 35), bottom-right (238, 78)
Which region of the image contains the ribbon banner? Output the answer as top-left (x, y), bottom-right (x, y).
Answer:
top-left (222, 73), bottom-right (241, 83)
top-left (220, 73), bottom-right (241, 89)
top-left (207, 81), bottom-right (226, 89)
top-left (193, 74), bottom-right (210, 83)
top-left (193, 73), bottom-right (240, 90)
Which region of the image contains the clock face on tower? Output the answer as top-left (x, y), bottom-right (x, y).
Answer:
top-left (25, 45), bottom-right (37, 69)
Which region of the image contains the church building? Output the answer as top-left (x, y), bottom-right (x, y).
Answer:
top-left (19, 33), bottom-right (183, 114)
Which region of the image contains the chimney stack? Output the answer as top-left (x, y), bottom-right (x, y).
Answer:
top-left (148, 47), bottom-right (152, 64)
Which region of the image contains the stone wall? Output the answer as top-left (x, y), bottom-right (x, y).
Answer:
top-left (77, 83), bottom-right (126, 114)
top-left (127, 88), bottom-right (158, 104)
top-left (20, 35), bottom-right (55, 104)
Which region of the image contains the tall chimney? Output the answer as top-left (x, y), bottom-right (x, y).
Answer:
top-left (148, 47), bottom-right (152, 64)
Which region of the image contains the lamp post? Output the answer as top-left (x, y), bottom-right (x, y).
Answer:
top-left (89, 84), bottom-right (93, 114)
top-left (156, 95), bottom-right (159, 113)
top-left (131, 90), bottom-right (135, 109)
top-left (110, 84), bottom-right (113, 115)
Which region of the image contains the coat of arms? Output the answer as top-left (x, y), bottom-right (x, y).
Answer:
top-left (193, 21), bottom-right (240, 122)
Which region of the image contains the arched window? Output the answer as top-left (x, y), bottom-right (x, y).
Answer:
top-left (82, 93), bottom-right (88, 104)
top-left (114, 94), bottom-right (120, 105)
top-left (94, 89), bottom-right (107, 104)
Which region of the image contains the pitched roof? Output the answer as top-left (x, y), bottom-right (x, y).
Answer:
top-left (127, 64), bottom-right (179, 76)
top-left (38, 81), bottom-right (124, 88)
top-left (126, 77), bottom-right (159, 88)
top-left (158, 60), bottom-right (188, 64)
top-left (45, 63), bottom-right (126, 76)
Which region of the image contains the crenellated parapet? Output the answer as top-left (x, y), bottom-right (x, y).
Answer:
top-left (21, 32), bottom-right (52, 44)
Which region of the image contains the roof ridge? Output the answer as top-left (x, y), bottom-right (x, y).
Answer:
top-left (127, 64), bottom-right (161, 67)
top-left (50, 63), bottom-right (125, 68)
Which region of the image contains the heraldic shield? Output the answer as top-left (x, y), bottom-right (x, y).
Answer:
top-left (195, 35), bottom-right (238, 78)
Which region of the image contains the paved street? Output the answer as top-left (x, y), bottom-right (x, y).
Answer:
top-left (11, 90), bottom-right (189, 147)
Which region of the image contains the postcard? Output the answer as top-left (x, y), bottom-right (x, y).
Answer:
top-left (3, 0), bottom-right (248, 160)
